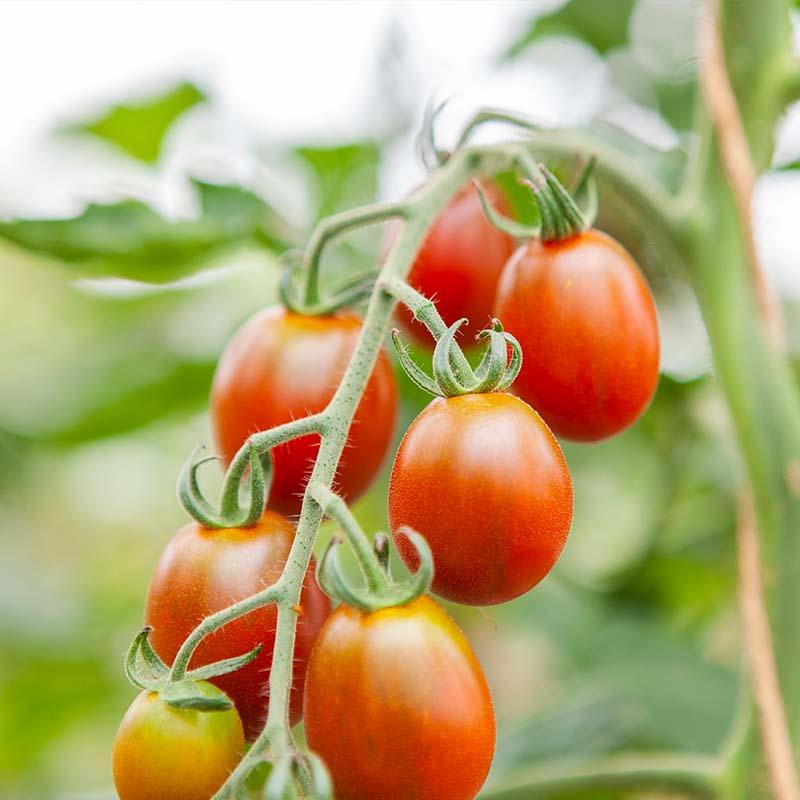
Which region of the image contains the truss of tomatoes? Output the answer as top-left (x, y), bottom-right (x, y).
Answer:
top-left (113, 170), bottom-right (660, 800)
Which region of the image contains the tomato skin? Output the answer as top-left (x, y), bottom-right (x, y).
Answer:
top-left (211, 307), bottom-right (398, 517)
top-left (304, 597), bottom-right (495, 800)
top-left (396, 182), bottom-right (516, 346)
top-left (388, 393), bottom-right (573, 605)
top-left (145, 512), bottom-right (330, 741)
top-left (494, 230), bottom-right (660, 441)
top-left (112, 683), bottom-right (243, 800)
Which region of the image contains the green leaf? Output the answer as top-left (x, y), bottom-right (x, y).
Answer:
top-left (503, 0), bottom-right (636, 59)
top-left (69, 81), bottom-right (206, 163)
top-left (0, 179), bottom-right (290, 282)
top-left (295, 142), bottom-right (381, 219)
top-left (41, 359), bottom-right (215, 446)
top-left (294, 141), bottom-right (384, 278)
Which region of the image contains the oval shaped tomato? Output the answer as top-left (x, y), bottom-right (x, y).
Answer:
top-left (113, 682), bottom-right (243, 800)
top-left (394, 181), bottom-right (516, 346)
top-left (145, 511), bottom-right (330, 741)
top-left (388, 392), bottom-right (573, 605)
top-left (304, 596), bottom-right (495, 800)
top-left (211, 307), bottom-right (398, 517)
top-left (494, 230), bottom-right (660, 441)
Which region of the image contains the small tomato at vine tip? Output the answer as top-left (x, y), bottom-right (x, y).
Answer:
top-left (145, 511), bottom-right (331, 741)
top-left (211, 307), bottom-right (398, 517)
top-left (494, 229), bottom-right (660, 441)
top-left (388, 392), bottom-right (573, 605)
top-left (112, 682), bottom-right (243, 800)
top-left (389, 181), bottom-right (516, 346)
top-left (304, 596), bottom-right (495, 800)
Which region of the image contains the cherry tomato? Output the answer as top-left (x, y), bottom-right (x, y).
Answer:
top-left (394, 182), bottom-right (516, 346)
top-left (304, 596), bottom-right (495, 800)
top-left (145, 511), bottom-right (330, 741)
top-left (494, 230), bottom-right (660, 441)
top-left (211, 307), bottom-right (398, 517)
top-left (112, 682), bottom-right (243, 800)
top-left (388, 392), bottom-right (573, 605)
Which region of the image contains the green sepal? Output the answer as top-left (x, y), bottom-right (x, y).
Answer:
top-left (373, 532), bottom-right (391, 575)
top-left (280, 249), bottom-right (378, 316)
top-left (177, 440), bottom-right (270, 529)
top-left (317, 528), bottom-right (434, 613)
top-left (160, 680), bottom-right (234, 712)
top-left (432, 319), bottom-right (470, 396)
top-left (390, 329), bottom-right (443, 396)
top-left (186, 643), bottom-right (263, 682)
top-left (264, 754), bottom-right (294, 800)
top-left (473, 320), bottom-right (514, 392)
top-left (307, 753), bottom-right (333, 799)
top-left (474, 178), bottom-right (540, 239)
top-left (124, 627), bottom-right (168, 692)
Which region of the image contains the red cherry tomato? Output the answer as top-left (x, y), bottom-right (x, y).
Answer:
top-left (304, 596), bottom-right (495, 800)
top-left (211, 307), bottom-right (398, 517)
top-left (145, 511), bottom-right (330, 741)
top-left (494, 230), bottom-right (660, 441)
top-left (388, 392), bottom-right (573, 605)
top-left (112, 682), bottom-right (243, 800)
top-left (394, 182), bottom-right (516, 346)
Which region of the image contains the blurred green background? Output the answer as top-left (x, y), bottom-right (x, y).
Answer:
top-left (2, 1), bottom-right (800, 797)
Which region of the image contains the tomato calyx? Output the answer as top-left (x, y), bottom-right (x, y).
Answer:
top-left (392, 317), bottom-right (522, 398)
top-left (258, 750), bottom-right (333, 800)
top-left (279, 248), bottom-right (378, 316)
top-left (476, 158), bottom-right (598, 243)
top-left (123, 627), bottom-right (261, 712)
top-left (178, 443), bottom-right (269, 529)
top-left (318, 528), bottom-right (433, 613)
top-left (310, 482), bottom-right (434, 613)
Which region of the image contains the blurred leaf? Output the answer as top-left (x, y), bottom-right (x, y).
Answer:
top-left (493, 580), bottom-right (739, 757)
top-left (503, 0), bottom-right (636, 59)
top-left (294, 141), bottom-right (383, 279)
top-left (492, 696), bottom-right (646, 778)
top-left (69, 81), bottom-right (206, 163)
top-left (0, 179), bottom-right (291, 282)
top-left (295, 141), bottom-right (381, 219)
top-left (42, 359), bottom-right (215, 446)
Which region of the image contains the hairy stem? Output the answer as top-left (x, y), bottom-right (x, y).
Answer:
top-left (204, 144), bottom-right (515, 796)
top-left (309, 482), bottom-right (388, 592)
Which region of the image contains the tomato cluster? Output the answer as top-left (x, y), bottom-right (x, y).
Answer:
top-left (113, 165), bottom-right (659, 800)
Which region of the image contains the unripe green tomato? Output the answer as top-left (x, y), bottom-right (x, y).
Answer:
top-left (112, 682), bottom-right (243, 800)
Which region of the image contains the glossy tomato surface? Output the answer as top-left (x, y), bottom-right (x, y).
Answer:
top-left (145, 511), bottom-right (330, 741)
top-left (395, 182), bottom-right (515, 346)
top-left (211, 307), bottom-right (397, 516)
top-left (304, 596), bottom-right (495, 800)
top-left (388, 392), bottom-right (573, 605)
top-left (494, 230), bottom-right (660, 441)
top-left (112, 683), bottom-right (243, 800)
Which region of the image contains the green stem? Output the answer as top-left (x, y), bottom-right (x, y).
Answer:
top-left (204, 144), bottom-right (515, 797)
top-left (482, 754), bottom-right (722, 799)
top-left (309, 482), bottom-right (388, 592)
top-left (170, 583), bottom-right (283, 682)
top-left (380, 274), bottom-right (476, 385)
top-left (302, 200), bottom-right (408, 307)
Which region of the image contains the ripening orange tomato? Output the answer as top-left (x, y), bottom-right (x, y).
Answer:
top-left (112, 683), bottom-right (243, 800)
top-left (304, 597), bottom-right (495, 800)
top-left (495, 230), bottom-right (660, 441)
top-left (388, 392), bottom-right (573, 605)
top-left (211, 307), bottom-right (398, 516)
top-left (145, 511), bottom-right (330, 740)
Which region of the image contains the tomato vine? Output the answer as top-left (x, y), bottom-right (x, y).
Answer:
top-left (111, 1), bottom-right (800, 797)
